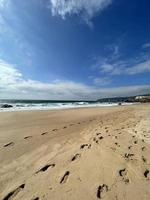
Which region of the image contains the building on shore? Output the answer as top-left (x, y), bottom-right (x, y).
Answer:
top-left (135, 96), bottom-right (150, 102)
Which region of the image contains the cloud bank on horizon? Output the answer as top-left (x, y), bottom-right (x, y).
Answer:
top-left (0, 59), bottom-right (150, 100)
top-left (0, 0), bottom-right (150, 100)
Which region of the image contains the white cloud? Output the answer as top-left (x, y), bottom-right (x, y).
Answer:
top-left (142, 43), bottom-right (150, 49)
top-left (0, 59), bottom-right (93, 100)
top-left (94, 77), bottom-right (111, 85)
top-left (126, 60), bottom-right (150, 75)
top-left (0, 59), bottom-right (150, 100)
top-left (101, 64), bottom-right (114, 73)
top-left (0, 0), bottom-right (10, 11)
top-left (98, 85), bottom-right (150, 98)
top-left (49, 0), bottom-right (112, 26)
top-left (98, 60), bottom-right (150, 75)
top-left (0, 0), bottom-right (10, 26)
top-left (0, 0), bottom-right (6, 8)
top-left (0, 60), bottom-right (22, 85)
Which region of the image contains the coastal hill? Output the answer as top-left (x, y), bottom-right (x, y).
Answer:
top-left (97, 94), bottom-right (150, 103)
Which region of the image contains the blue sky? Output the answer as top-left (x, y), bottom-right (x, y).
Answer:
top-left (0, 0), bottom-right (150, 100)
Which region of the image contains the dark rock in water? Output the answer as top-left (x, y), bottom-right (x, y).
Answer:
top-left (118, 102), bottom-right (122, 106)
top-left (1, 104), bottom-right (13, 108)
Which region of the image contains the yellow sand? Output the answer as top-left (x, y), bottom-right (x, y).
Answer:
top-left (0, 104), bottom-right (150, 200)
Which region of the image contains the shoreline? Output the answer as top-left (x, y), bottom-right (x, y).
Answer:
top-left (0, 102), bottom-right (136, 113)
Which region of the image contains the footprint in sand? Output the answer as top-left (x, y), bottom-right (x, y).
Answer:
top-left (52, 129), bottom-right (57, 132)
top-left (24, 136), bottom-right (32, 139)
top-left (144, 169), bottom-right (149, 179)
top-left (119, 168), bottom-right (129, 184)
top-left (124, 153), bottom-right (134, 161)
top-left (31, 198), bottom-right (39, 200)
top-left (60, 171), bottom-right (70, 184)
top-left (80, 144), bottom-right (91, 149)
top-left (115, 142), bottom-right (120, 147)
top-left (41, 132), bottom-right (48, 136)
top-left (99, 136), bottom-right (104, 140)
top-left (96, 133), bottom-right (101, 136)
top-left (97, 184), bottom-right (109, 199)
top-left (71, 153), bottom-right (81, 161)
top-left (3, 142), bottom-right (14, 148)
top-left (142, 146), bottom-right (146, 151)
top-left (36, 164), bottom-right (55, 174)
top-left (93, 137), bottom-right (99, 144)
top-left (119, 168), bottom-right (127, 177)
top-left (3, 184), bottom-right (25, 200)
top-left (142, 156), bottom-right (147, 163)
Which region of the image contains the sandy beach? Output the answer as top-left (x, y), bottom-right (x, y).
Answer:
top-left (0, 104), bottom-right (150, 200)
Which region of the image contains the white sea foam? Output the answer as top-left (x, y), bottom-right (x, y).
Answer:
top-left (0, 101), bottom-right (134, 112)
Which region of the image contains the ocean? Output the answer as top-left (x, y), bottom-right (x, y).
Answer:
top-left (0, 99), bottom-right (132, 112)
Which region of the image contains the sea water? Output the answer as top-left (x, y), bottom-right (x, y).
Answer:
top-left (0, 99), bottom-right (133, 112)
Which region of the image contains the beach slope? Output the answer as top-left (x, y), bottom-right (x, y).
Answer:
top-left (0, 104), bottom-right (150, 200)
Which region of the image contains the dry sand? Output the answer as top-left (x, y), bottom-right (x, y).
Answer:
top-left (0, 104), bottom-right (150, 200)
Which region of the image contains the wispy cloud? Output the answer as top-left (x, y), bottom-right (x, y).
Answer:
top-left (126, 60), bottom-right (150, 75)
top-left (142, 43), bottom-right (150, 49)
top-left (0, 59), bottom-right (150, 100)
top-left (0, 0), bottom-right (10, 26)
top-left (0, 59), bottom-right (22, 85)
top-left (93, 43), bottom-right (150, 76)
top-left (100, 64), bottom-right (114, 73)
top-left (99, 60), bottom-right (150, 75)
top-left (49, 0), bottom-right (112, 26)
top-left (93, 77), bottom-right (112, 85)
top-left (0, 1), bottom-right (35, 67)
top-left (0, 0), bottom-right (8, 8)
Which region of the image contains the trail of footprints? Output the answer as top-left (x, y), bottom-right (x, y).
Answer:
top-left (2, 119), bottom-right (95, 149)
top-left (2, 139), bottom-right (92, 199)
top-left (2, 119), bottom-right (96, 199)
top-left (2, 118), bottom-right (150, 200)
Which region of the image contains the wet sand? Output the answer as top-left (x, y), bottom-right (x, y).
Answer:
top-left (0, 104), bottom-right (150, 200)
